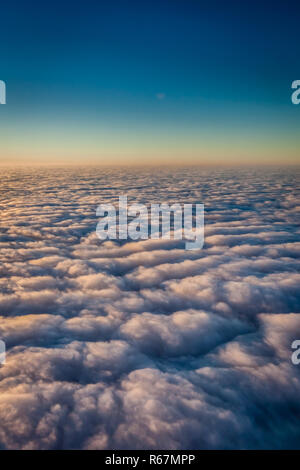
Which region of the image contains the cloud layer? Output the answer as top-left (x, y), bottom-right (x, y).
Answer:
top-left (0, 166), bottom-right (299, 449)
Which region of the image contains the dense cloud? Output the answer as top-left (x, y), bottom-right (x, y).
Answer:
top-left (0, 166), bottom-right (299, 449)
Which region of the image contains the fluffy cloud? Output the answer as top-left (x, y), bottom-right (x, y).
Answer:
top-left (0, 166), bottom-right (299, 449)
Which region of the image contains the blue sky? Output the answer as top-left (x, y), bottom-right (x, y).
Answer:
top-left (0, 0), bottom-right (300, 164)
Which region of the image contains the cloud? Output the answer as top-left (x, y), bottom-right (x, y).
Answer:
top-left (0, 166), bottom-right (299, 449)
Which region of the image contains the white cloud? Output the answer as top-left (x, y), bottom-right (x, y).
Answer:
top-left (0, 166), bottom-right (299, 449)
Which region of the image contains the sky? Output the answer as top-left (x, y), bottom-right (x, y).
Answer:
top-left (0, 0), bottom-right (300, 165)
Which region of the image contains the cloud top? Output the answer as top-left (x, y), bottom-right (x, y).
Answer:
top-left (0, 166), bottom-right (299, 449)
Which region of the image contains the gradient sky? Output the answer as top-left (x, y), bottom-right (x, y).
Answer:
top-left (0, 0), bottom-right (300, 165)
